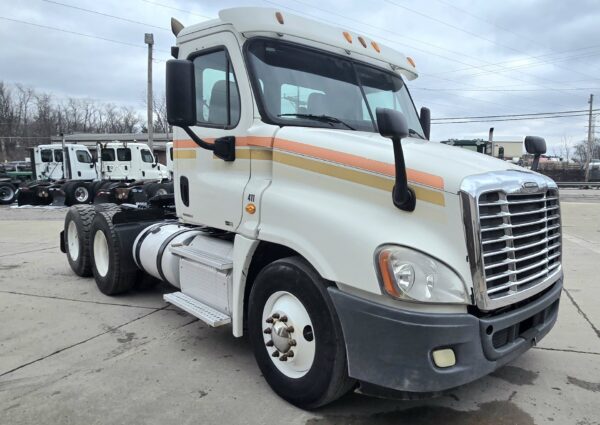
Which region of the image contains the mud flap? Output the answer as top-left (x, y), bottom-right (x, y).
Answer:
top-left (59, 230), bottom-right (66, 253)
top-left (49, 187), bottom-right (66, 206)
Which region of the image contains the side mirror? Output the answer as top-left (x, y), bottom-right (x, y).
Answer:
top-left (376, 108), bottom-right (415, 212)
top-left (419, 107), bottom-right (431, 140)
top-left (524, 136), bottom-right (546, 172)
top-left (166, 60), bottom-right (196, 127)
top-left (165, 59), bottom-right (235, 161)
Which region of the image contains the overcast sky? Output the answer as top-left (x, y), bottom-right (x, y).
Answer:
top-left (1, 0), bottom-right (599, 152)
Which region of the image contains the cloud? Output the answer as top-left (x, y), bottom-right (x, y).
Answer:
top-left (1, 0), bottom-right (597, 151)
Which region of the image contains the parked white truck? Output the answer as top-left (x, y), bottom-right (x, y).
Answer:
top-left (17, 141), bottom-right (171, 205)
top-left (60, 8), bottom-right (562, 408)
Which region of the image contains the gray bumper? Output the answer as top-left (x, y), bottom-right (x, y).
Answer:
top-left (328, 280), bottom-right (561, 393)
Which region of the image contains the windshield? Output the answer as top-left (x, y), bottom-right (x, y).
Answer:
top-left (246, 38), bottom-right (424, 136)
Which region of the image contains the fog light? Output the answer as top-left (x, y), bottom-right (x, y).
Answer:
top-left (432, 348), bottom-right (456, 368)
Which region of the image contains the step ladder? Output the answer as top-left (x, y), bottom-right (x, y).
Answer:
top-left (164, 292), bottom-right (231, 327)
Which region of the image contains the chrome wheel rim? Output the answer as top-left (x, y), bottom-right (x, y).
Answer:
top-left (74, 186), bottom-right (89, 202)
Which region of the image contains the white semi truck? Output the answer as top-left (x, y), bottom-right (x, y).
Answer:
top-left (60, 8), bottom-right (562, 408)
top-left (17, 141), bottom-right (172, 205)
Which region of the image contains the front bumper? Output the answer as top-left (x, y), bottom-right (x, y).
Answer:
top-left (328, 279), bottom-right (562, 393)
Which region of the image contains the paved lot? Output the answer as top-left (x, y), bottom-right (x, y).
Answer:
top-left (1, 193), bottom-right (599, 425)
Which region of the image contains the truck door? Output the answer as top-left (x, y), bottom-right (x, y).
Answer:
top-left (138, 147), bottom-right (157, 179)
top-left (69, 146), bottom-right (96, 180)
top-left (116, 147), bottom-right (132, 179)
top-left (100, 147), bottom-right (117, 180)
top-left (174, 32), bottom-right (253, 231)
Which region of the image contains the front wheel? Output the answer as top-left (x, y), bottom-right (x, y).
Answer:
top-left (248, 257), bottom-right (355, 409)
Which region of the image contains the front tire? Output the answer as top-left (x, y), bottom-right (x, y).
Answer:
top-left (248, 257), bottom-right (355, 409)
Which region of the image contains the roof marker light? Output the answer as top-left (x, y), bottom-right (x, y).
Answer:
top-left (371, 41), bottom-right (381, 53)
top-left (275, 11), bottom-right (284, 24)
top-left (407, 56), bottom-right (416, 67)
top-left (343, 31), bottom-right (353, 43)
top-left (358, 36), bottom-right (367, 48)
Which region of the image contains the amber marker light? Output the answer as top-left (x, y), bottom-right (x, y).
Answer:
top-left (343, 31), bottom-right (353, 43)
top-left (358, 36), bottom-right (367, 48)
top-left (378, 250), bottom-right (401, 298)
top-left (275, 12), bottom-right (284, 24)
top-left (407, 56), bottom-right (416, 67)
top-left (245, 203), bottom-right (257, 214)
top-left (371, 41), bottom-right (381, 53)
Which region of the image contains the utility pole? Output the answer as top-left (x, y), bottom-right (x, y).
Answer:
top-left (145, 33), bottom-right (154, 152)
top-left (585, 94), bottom-right (594, 182)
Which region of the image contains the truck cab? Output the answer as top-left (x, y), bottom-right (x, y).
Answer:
top-left (99, 142), bottom-right (169, 181)
top-left (63, 7), bottom-right (562, 408)
top-left (32, 144), bottom-right (96, 181)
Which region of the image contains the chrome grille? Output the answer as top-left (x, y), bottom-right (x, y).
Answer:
top-left (478, 189), bottom-right (561, 299)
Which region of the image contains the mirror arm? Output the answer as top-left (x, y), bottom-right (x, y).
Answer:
top-left (391, 136), bottom-right (416, 212)
top-left (181, 126), bottom-right (214, 151)
top-left (531, 154), bottom-right (540, 172)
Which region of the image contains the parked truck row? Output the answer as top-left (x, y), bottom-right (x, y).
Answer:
top-left (60, 7), bottom-right (562, 408)
top-left (0, 141), bottom-right (174, 206)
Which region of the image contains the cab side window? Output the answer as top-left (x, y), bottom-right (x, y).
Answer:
top-left (76, 150), bottom-right (92, 163)
top-left (192, 49), bottom-right (240, 128)
top-left (117, 148), bottom-right (131, 161)
top-left (101, 148), bottom-right (115, 161)
top-left (54, 149), bottom-right (63, 162)
top-left (141, 149), bottom-right (154, 163)
top-left (41, 149), bottom-right (53, 162)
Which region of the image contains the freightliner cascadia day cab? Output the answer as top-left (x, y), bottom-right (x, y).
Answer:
top-left (18, 142), bottom-right (172, 206)
top-left (60, 8), bottom-right (562, 408)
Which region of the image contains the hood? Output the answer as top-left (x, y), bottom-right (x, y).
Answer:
top-left (274, 126), bottom-right (528, 195)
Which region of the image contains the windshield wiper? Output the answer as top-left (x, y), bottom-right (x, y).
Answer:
top-left (409, 128), bottom-right (425, 139)
top-left (277, 113), bottom-right (356, 130)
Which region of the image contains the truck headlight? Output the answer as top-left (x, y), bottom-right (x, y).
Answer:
top-left (376, 245), bottom-right (469, 304)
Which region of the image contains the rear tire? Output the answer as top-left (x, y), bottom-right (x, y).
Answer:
top-left (248, 256), bottom-right (355, 409)
top-left (64, 181), bottom-right (91, 206)
top-left (90, 208), bottom-right (136, 295)
top-left (0, 182), bottom-right (17, 205)
top-left (64, 205), bottom-right (96, 277)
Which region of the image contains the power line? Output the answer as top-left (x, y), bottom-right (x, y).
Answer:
top-left (275, 0), bottom-right (578, 110)
top-left (0, 16), bottom-right (170, 55)
top-left (431, 113), bottom-right (593, 124)
top-left (414, 87), bottom-right (600, 92)
top-left (41, 0), bottom-right (170, 31)
top-left (384, 0), bottom-right (600, 84)
top-left (139, 0), bottom-right (212, 19)
top-left (432, 108), bottom-right (600, 121)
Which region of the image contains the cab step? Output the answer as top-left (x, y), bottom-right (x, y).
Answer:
top-left (164, 291), bottom-right (231, 327)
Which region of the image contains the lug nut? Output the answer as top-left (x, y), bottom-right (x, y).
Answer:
top-left (286, 350), bottom-right (294, 358)
top-left (265, 317), bottom-right (274, 324)
top-left (286, 326), bottom-right (294, 333)
top-left (263, 328), bottom-right (272, 334)
top-left (289, 339), bottom-right (297, 347)
top-left (266, 340), bottom-right (274, 347)
top-left (272, 351), bottom-right (280, 358)
top-left (279, 355), bottom-right (288, 362)
top-left (272, 313), bottom-right (280, 319)
top-left (280, 315), bottom-right (288, 323)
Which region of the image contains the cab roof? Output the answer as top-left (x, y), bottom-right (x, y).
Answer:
top-left (178, 7), bottom-right (418, 81)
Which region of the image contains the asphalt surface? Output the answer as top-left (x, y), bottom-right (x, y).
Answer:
top-left (1, 192), bottom-right (599, 425)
